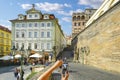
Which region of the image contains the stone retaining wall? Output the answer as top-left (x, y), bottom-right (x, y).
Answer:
top-left (77, 1), bottom-right (120, 73)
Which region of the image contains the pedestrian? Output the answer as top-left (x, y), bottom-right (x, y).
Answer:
top-left (14, 68), bottom-right (18, 78)
top-left (62, 62), bottom-right (68, 77)
top-left (17, 69), bottom-right (20, 80)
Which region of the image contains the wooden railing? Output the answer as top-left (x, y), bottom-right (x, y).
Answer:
top-left (37, 60), bottom-right (69, 80)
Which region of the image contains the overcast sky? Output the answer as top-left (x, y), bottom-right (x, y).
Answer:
top-left (0, 0), bottom-right (103, 35)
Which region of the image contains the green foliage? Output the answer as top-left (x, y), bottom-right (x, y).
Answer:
top-left (26, 72), bottom-right (37, 80)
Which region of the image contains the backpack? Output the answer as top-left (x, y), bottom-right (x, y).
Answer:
top-left (63, 63), bottom-right (67, 69)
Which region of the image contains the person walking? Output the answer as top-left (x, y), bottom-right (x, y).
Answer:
top-left (14, 68), bottom-right (18, 79)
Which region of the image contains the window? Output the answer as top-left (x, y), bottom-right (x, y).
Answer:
top-left (73, 16), bottom-right (76, 21)
top-left (47, 31), bottom-right (50, 38)
top-left (16, 24), bottom-right (19, 27)
top-left (16, 43), bottom-right (19, 49)
top-left (41, 32), bottom-right (44, 38)
top-left (81, 15), bottom-right (85, 20)
top-left (6, 47), bottom-right (9, 51)
top-left (35, 14), bottom-right (38, 17)
top-left (34, 32), bottom-right (37, 38)
top-left (29, 32), bottom-right (32, 38)
top-left (77, 16), bottom-right (80, 20)
top-left (22, 32), bottom-right (25, 38)
top-left (78, 22), bottom-right (81, 26)
top-left (34, 23), bottom-right (38, 27)
top-left (47, 43), bottom-right (50, 49)
top-left (1, 33), bottom-right (4, 37)
top-left (74, 22), bottom-right (77, 26)
top-left (22, 23), bottom-right (25, 27)
top-left (47, 23), bottom-right (50, 27)
top-left (29, 14), bottom-right (32, 18)
top-left (83, 22), bottom-right (85, 26)
top-left (34, 43), bottom-right (37, 49)
top-left (28, 43), bottom-right (31, 49)
top-left (29, 23), bottom-right (32, 27)
top-left (22, 43), bottom-right (24, 48)
top-left (41, 23), bottom-right (45, 27)
top-left (6, 34), bottom-right (9, 38)
top-left (16, 32), bottom-right (19, 38)
top-left (41, 43), bottom-right (44, 49)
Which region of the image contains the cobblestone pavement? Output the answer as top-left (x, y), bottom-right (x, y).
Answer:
top-left (68, 62), bottom-right (120, 80)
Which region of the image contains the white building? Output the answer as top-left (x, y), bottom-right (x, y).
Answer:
top-left (10, 4), bottom-right (66, 56)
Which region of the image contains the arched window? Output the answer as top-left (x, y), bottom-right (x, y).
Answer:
top-left (81, 15), bottom-right (85, 20)
top-left (73, 16), bottom-right (77, 21)
top-left (74, 22), bottom-right (77, 26)
top-left (77, 16), bottom-right (80, 20)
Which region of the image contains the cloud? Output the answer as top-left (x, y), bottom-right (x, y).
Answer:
top-left (61, 17), bottom-right (71, 22)
top-left (57, 9), bottom-right (83, 16)
top-left (21, 4), bottom-right (32, 9)
top-left (0, 20), bottom-right (11, 30)
top-left (21, 2), bottom-right (71, 12)
top-left (78, 0), bottom-right (104, 8)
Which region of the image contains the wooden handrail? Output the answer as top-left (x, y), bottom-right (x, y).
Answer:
top-left (37, 60), bottom-right (63, 80)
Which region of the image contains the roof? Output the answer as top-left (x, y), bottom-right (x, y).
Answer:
top-left (0, 25), bottom-right (11, 33)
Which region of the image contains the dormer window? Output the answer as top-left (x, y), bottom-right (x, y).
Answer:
top-left (29, 14), bottom-right (32, 18)
top-left (18, 14), bottom-right (24, 20)
top-left (35, 14), bottom-right (38, 17)
top-left (44, 15), bottom-right (49, 19)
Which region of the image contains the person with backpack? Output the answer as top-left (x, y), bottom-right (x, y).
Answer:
top-left (62, 61), bottom-right (68, 77)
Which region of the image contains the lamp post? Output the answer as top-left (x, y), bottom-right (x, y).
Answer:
top-left (11, 46), bottom-right (17, 62)
top-left (52, 46), bottom-right (56, 61)
top-left (20, 46), bottom-right (24, 80)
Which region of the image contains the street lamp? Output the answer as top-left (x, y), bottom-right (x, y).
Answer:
top-left (52, 46), bottom-right (56, 61)
top-left (20, 45), bottom-right (24, 80)
top-left (11, 46), bottom-right (17, 61)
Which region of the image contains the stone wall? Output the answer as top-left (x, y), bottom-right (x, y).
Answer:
top-left (77, 2), bottom-right (120, 73)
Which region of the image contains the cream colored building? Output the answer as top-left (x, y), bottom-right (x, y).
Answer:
top-left (72, 9), bottom-right (96, 38)
top-left (72, 0), bottom-right (120, 73)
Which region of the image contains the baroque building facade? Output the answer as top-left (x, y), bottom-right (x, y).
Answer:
top-left (72, 9), bottom-right (96, 38)
top-left (0, 25), bottom-right (11, 56)
top-left (10, 5), bottom-right (66, 57)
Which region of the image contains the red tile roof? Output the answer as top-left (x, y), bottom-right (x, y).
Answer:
top-left (0, 25), bottom-right (11, 33)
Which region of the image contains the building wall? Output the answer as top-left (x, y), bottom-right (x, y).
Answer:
top-left (0, 26), bottom-right (11, 56)
top-left (77, 1), bottom-right (120, 73)
top-left (10, 6), bottom-right (66, 57)
top-left (72, 9), bottom-right (96, 38)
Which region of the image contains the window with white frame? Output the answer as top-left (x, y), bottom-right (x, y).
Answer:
top-left (16, 32), bottom-right (19, 38)
top-left (34, 23), bottom-right (38, 27)
top-left (22, 23), bottom-right (25, 27)
top-left (34, 32), bottom-right (37, 38)
top-left (28, 43), bottom-right (31, 49)
top-left (41, 23), bottom-right (45, 27)
top-left (47, 31), bottom-right (51, 38)
top-left (47, 23), bottom-right (50, 27)
top-left (29, 32), bottom-right (32, 38)
top-left (41, 32), bottom-right (44, 38)
top-left (34, 43), bottom-right (37, 49)
top-left (16, 43), bottom-right (19, 49)
top-left (29, 14), bottom-right (32, 18)
top-left (35, 14), bottom-right (38, 17)
top-left (16, 23), bottom-right (20, 27)
top-left (41, 43), bottom-right (44, 49)
top-left (47, 43), bottom-right (50, 49)
top-left (22, 32), bottom-right (25, 38)
top-left (29, 23), bottom-right (32, 27)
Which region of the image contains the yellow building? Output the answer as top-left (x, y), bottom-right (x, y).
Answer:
top-left (0, 25), bottom-right (11, 56)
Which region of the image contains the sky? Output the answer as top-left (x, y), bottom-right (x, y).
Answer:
top-left (0, 0), bottom-right (103, 35)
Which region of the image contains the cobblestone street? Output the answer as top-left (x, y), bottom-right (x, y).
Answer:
top-left (68, 62), bottom-right (120, 80)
